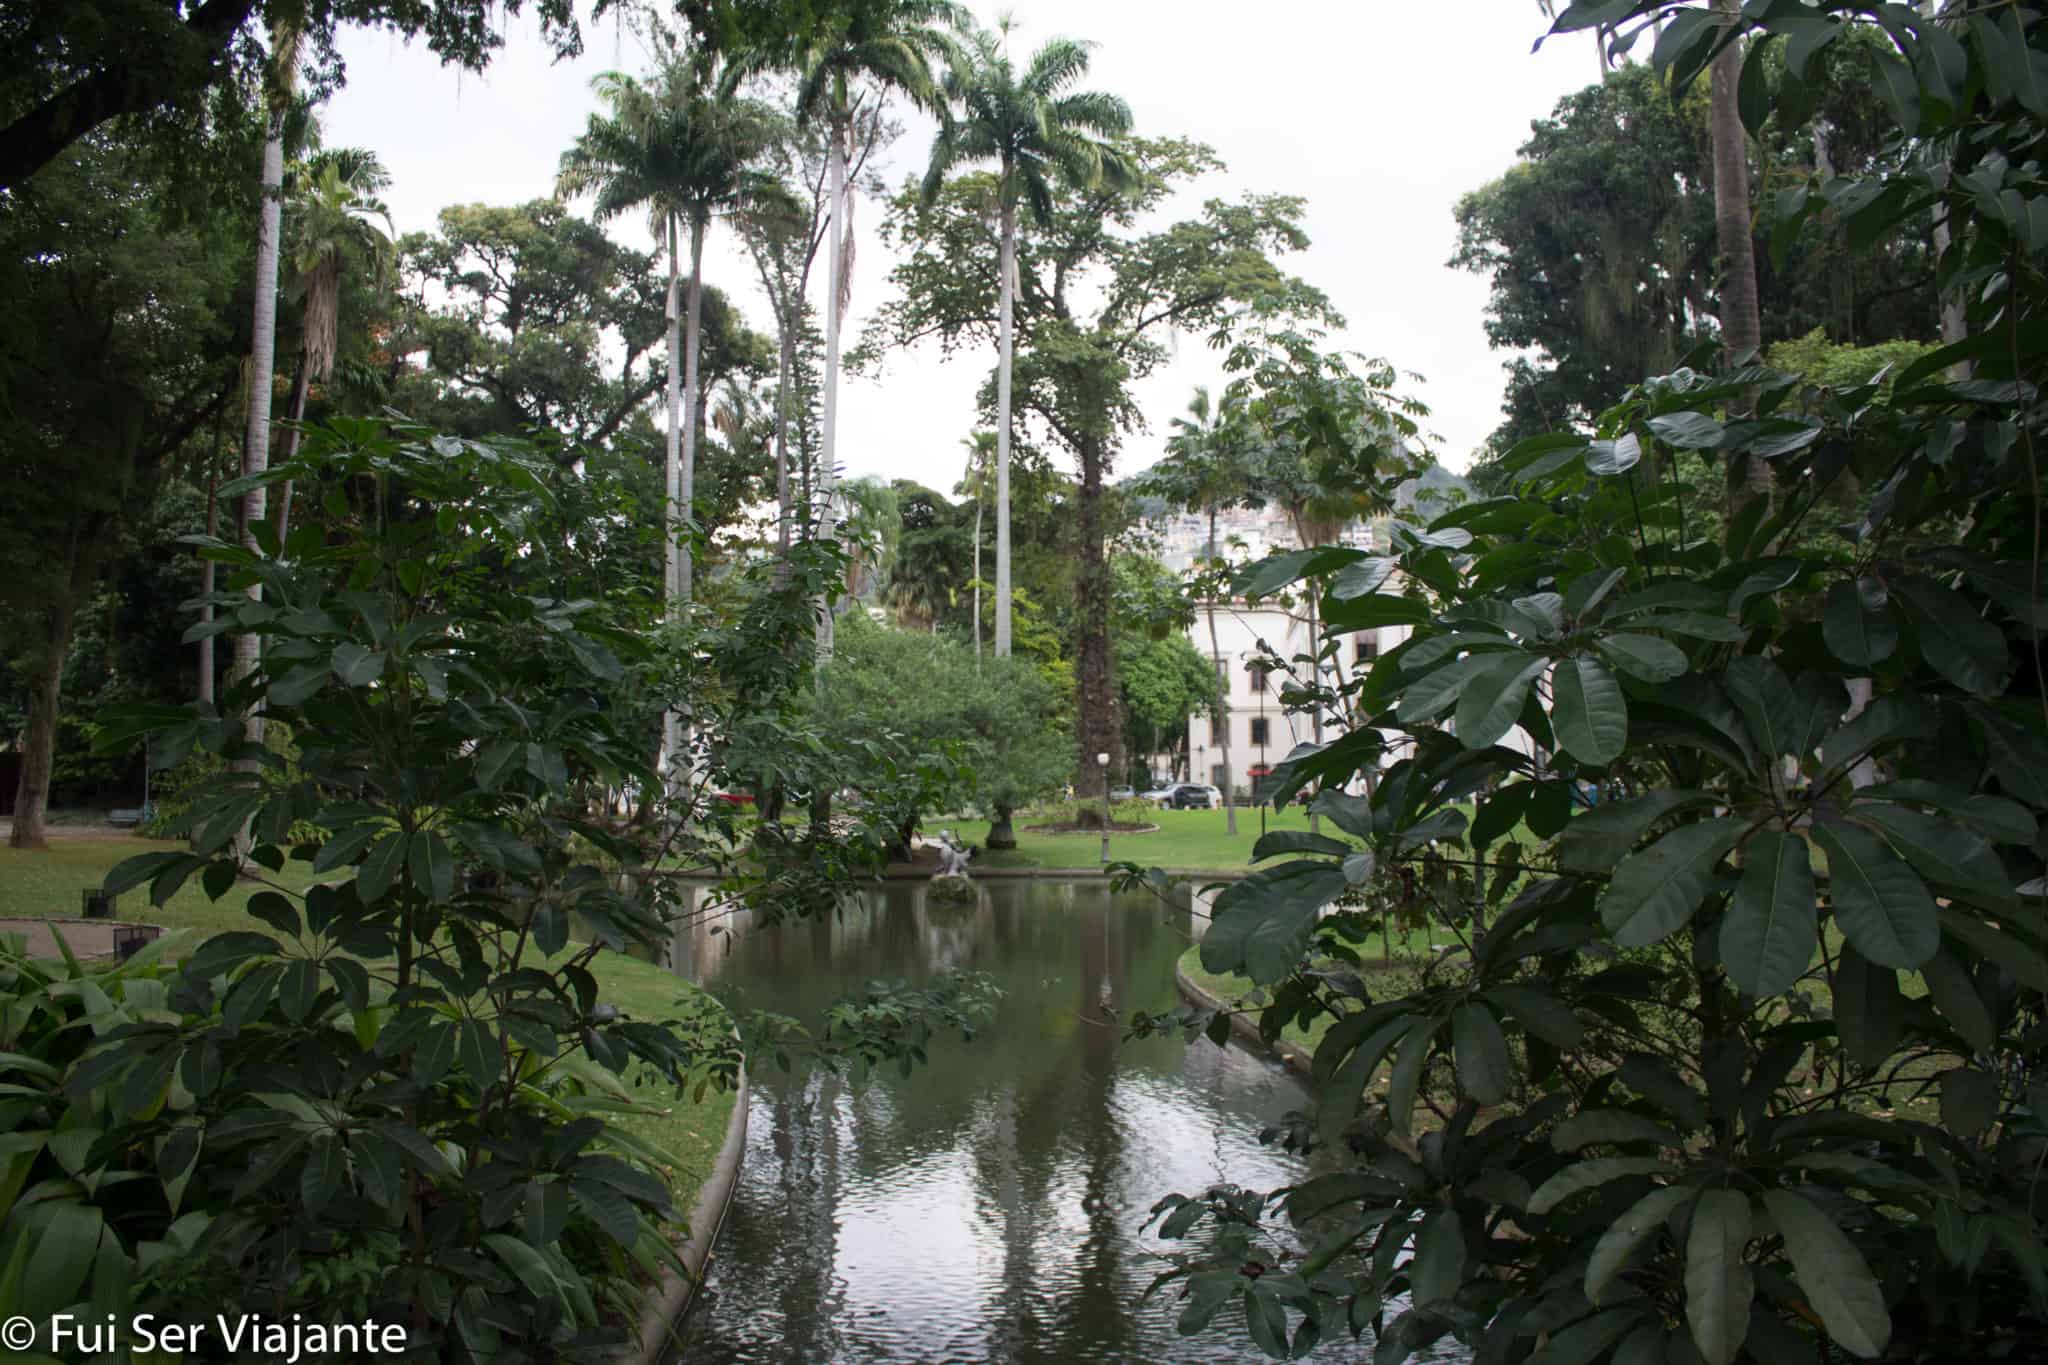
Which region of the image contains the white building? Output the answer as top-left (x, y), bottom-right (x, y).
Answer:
top-left (1183, 601), bottom-right (1413, 800)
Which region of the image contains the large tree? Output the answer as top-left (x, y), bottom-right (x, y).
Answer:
top-left (865, 139), bottom-right (1335, 795)
top-left (738, 0), bottom-right (963, 664)
top-left (0, 139), bottom-right (246, 845)
top-left (1453, 44), bottom-right (1934, 461)
top-left (392, 200), bottom-right (766, 463)
top-left (920, 17), bottom-right (1133, 660)
top-left (0, 0), bottom-right (588, 191)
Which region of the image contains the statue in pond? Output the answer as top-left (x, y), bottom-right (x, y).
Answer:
top-left (929, 830), bottom-right (976, 903)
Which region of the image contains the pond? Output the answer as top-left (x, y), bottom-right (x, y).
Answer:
top-left (660, 878), bottom-right (1455, 1364)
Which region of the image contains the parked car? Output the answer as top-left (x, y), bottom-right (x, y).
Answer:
top-left (1139, 784), bottom-right (1179, 805)
top-left (1164, 783), bottom-right (1223, 810)
top-left (1108, 785), bottom-right (1136, 801)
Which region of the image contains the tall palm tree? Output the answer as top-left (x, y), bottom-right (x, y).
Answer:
top-left (747, 0), bottom-right (964, 664)
top-left (274, 149), bottom-right (393, 544)
top-left (233, 17), bottom-right (301, 740)
top-left (558, 57), bottom-right (786, 775)
top-left (921, 18), bottom-right (1133, 660)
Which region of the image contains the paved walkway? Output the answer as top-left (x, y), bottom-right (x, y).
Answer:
top-left (0, 918), bottom-right (162, 961)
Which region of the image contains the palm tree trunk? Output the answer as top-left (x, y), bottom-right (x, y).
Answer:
top-left (234, 110), bottom-right (286, 749)
top-left (660, 211), bottom-right (683, 779)
top-left (1710, 0), bottom-right (1767, 513)
top-left (683, 217), bottom-right (705, 605)
top-left (269, 349), bottom-right (310, 548)
top-left (817, 115), bottom-right (849, 668)
top-left (1205, 503), bottom-right (1236, 836)
top-left (773, 301), bottom-right (795, 556)
top-left (995, 200), bottom-right (1017, 660)
top-left (1076, 436), bottom-right (1118, 798)
top-left (973, 485), bottom-right (984, 667)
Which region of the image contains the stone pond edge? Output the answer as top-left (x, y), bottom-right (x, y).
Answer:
top-left (1174, 961), bottom-right (1313, 1076)
top-left (621, 1057), bottom-right (751, 1365)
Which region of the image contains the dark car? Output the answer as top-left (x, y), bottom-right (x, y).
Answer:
top-left (1164, 783), bottom-right (1223, 810)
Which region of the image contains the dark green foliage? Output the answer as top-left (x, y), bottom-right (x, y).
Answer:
top-left (1131, 10), bottom-right (2048, 1360)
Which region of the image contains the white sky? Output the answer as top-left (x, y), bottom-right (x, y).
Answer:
top-left (326, 2), bottom-right (1605, 493)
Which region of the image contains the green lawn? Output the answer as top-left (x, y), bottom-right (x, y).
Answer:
top-left (947, 802), bottom-right (1328, 872)
top-left (0, 836), bottom-right (736, 1215)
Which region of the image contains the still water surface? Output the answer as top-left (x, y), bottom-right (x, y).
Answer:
top-left (665, 880), bottom-right (1456, 1364)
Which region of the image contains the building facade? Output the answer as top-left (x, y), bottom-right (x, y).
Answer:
top-left (1183, 602), bottom-right (1414, 800)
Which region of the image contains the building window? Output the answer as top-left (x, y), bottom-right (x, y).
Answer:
top-left (1250, 717), bottom-right (1270, 746)
top-left (1248, 663), bottom-right (1270, 693)
top-left (1210, 764), bottom-right (1228, 788)
top-left (1209, 716), bottom-right (1223, 747)
top-left (1354, 636), bottom-right (1378, 665)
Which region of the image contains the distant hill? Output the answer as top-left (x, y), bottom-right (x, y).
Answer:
top-left (1393, 462), bottom-right (1473, 520)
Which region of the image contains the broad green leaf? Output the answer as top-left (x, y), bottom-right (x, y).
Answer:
top-left (1525, 1308), bottom-right (1646, 1365)
top-left (1396, 653), bottom-right (1501, 724)
top-left (407, 832), bottom-right (457, 903)
top-left (1599, 819), bottom-right (1746, 948)
top-left (1329, 557), bottom-right (1397, 600)
top-left (357, 833), bottom-right (408, 903)
top-left (1723, 656), bottom-right (1799, 759)
top-left (1623, 611), bottom-right (1749, 642)
top-left (1849, 802), bottom-right (2010, 901)
top-left (1685, 1189), bottom-right (1754, 1365)
top-left (1717, 831), bottom-right (1818, 998)
top-left (1587, 1185), bottom-right (1693, 1304)
top-left (1921, 949), bottom-right (1995, 1052)
top-left (1410, 1210), bottom-right (1464, 1307)
top-left (1648, 411), bottom-right (1726, 449)
top-left (331, 642), bottom-right (387, 686)
top-left (1761, 1189), bottom-right (1890, 1358)
top-left (1937, 908), bottom-right (2048, 993)
top-left (1526, 1158), bottom-right (1673, 1215)
top-left (1812, 822), bottom-right (1938, 968)
top-left (1596, 633), bottom-right (1688, 683)
top-left (1386, 1016), bottom-right (1442, 1139)
top-left (1819, 695), bottom-right (1937, 783)
top-left (1551, 1110), bottom-right (1680, 1152)
top-left (1833, 944), bottom-right (1904, 1071)
top-left (1559, 789), bottom-right (1715, 874)
top-left (1250, 830), bottom-right (1353, 861)
top-left (1585, 432), bottom-right (1642, 474)
top-left (1202, 862), bottom-right (1352, 985)
top-left (1486, 984), bottom-right (1584, 1049)
top-left (1823, 580), bottom-right (1897, 666)
top-left (1552, 657), bottom-right (1627, 765)
top-left (1939, 1067), bottom-right (1998, 1137)
top-left (1894, 577), bottom-right (2008, 696)
top-left (19, 1203), bottom-right (103, 1319)
top-left (1455, 654), bottom-right (1548, 750)
top-left (1452, 1003), bottom-right (1510, 1106)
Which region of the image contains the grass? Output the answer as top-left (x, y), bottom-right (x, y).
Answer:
top-left (947, 802), bottom-right (1328, 872)
top-left (0, 835), bottom-right (737, 1215)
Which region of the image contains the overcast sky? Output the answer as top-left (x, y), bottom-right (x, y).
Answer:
top-left (326, 3), bottom-right (1603, 494)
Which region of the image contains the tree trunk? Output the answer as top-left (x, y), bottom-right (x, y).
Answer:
top-left (1710, 0), bottom-right (1768, 513)
top-left (233, 110), bottom-right (286, 745)
top-left (1074, 437), bottom-right (1119, 799)
top-left (773, 299), bottom-right (795, 556)
top-left (657, 212), bottom-right (684, 783)
top-left (994, 200), bottom-right (1016, 659)
top-left (199, 406), bottom-right (225, 705)
top-left (9, 531), bottom-right (99, 849)
top-left (683, 217), bottom-right (705, 605)
top-left (269, 349), bottom-right (310, 548)
top-left (816, 116), bottom-right (849, 669)
top-left (987, 802), bottom-right (1017, 851)
top-left (973, 482), bottom-right (984, 666)
top-left (1205, 504), bottom-right (1236, 836)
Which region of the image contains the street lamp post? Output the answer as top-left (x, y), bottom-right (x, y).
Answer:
top-left (1097, 751), bottom-right (1111, 866)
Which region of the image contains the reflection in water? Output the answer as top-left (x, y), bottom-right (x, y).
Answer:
top-left (667, 882), bottom-right (1457, 1364)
